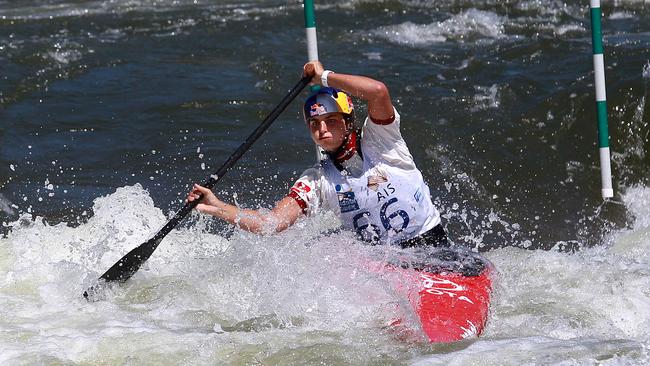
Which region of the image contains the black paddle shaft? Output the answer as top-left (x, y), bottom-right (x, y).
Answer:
top-left (85, 76), bottom-right (311, 294)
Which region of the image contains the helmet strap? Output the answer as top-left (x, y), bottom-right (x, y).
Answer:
top-left (328, 125), bottom-right (363, 172)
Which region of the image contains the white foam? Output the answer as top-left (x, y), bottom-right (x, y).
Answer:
top-left (515, 0), bottom-right (582, 18)
top-left (373, 9), bottom-right (505, 46)
top-left (0, 185), bottom-right (404, 363)
top-left (621, 185), bottom-right (650, 228)
top-left (476, 185), bottom-right (650, 363)
top-left (0, 1), bottom-right (297, 22)
top-left (0, 193), bottom-right (14, 215)
top-left (609, 11), bottom-right (636, 20)
top-left (411, 336), bottom-right (647, 365)
top-left (607, 185), bottom-right (650, 263)
top-left (44, 40), bottom-right (84, 66)
top-left (643, 61), bottom-right (650, 80)
top-left (488, 243), bottom-right (650, 341)
top-left (471, 84), bottom-right (501, 112)
top-left (3, 183), bottom-right (650, 362)
top-left (554, 24), bottom-right (585, 36)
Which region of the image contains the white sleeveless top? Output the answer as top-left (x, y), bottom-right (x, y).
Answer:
top-left (290, 109), bottom-right (441, 245)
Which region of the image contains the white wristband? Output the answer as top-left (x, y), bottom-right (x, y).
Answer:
top-left (321, 70), bottom-right (333, 87)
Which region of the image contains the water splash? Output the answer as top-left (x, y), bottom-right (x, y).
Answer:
top-left (0, 185), bottom-right (417, 363)
top-left (1, 181), bottom-right (650, 363)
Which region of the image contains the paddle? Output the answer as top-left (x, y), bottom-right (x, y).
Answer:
top-left (83, 76), bottom-right (311, 299)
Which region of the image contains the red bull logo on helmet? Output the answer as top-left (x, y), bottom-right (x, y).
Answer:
top-left (303, 88), bottom-right (355, 123)
top-left (309, 103), bottom-right (328, 117)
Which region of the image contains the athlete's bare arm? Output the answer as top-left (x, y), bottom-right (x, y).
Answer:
top-left (187, 184), bottom-right (303, 234)
top-left (303, 61), bottom-right (394, 122)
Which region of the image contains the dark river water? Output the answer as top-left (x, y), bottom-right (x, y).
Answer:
top-left (1, 0), bottom-right (650, 364)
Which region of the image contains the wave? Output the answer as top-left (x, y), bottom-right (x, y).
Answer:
top-left (0, 0), bottom-right (295, 20)
top-left (373, 9), bottom-right (505, 46)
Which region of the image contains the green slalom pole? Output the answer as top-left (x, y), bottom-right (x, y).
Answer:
top-left (303, 0), bottom-right (326, 161)
top-left (589, 0), bottom-right (614, 198)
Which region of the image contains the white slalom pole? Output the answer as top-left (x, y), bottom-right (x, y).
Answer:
top-left (303, 0), bottom-right (326, 161)
top-left (304, 0), bottom-right (319, 63)
top-left (589, 0), bottom-right (614, 198)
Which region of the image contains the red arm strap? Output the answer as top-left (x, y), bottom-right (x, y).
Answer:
top-left (369, 114), bottom-right (395, 125)
top-left (287, 190), bottom-right (308, 214)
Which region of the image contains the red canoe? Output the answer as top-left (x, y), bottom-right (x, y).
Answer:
top-left (369, 247), bottom-right (494, 342)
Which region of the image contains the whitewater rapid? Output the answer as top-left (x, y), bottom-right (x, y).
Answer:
top-left (1, 184), bottom-right (649, 364)
top-left (1, 0), bottom-right (649, 363)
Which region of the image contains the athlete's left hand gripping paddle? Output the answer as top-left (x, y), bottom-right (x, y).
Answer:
top-left (83, 76), bottom-right (311, 300)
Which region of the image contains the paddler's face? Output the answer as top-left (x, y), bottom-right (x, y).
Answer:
top-left (307, 112), bottom-right (347, 152)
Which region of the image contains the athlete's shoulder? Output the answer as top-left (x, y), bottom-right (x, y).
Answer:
top-left (361, 108), bottom-right (416, 170)
top-left (290, 162), bottom-right (332, 216)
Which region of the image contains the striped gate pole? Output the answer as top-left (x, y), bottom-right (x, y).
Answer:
top-left (589, 0), bottom-right (614, 198)
top-left (303, 0), bottom-right (326, 161)
top-left (304, 0), bottom-right (319, 64)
